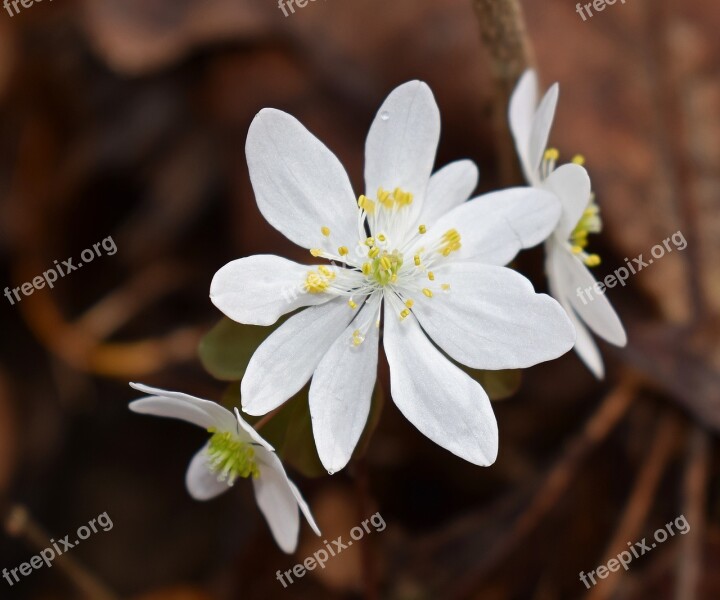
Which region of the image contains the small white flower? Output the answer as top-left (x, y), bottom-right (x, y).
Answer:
top-left (509, 70), bottom-right (627, 378)
top-left (211, 81), bottom-right (575, 473)
top-left (128, 382), bottom-right (320, 553)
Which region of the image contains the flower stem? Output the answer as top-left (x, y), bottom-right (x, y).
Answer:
top-left (471, 0), bottom-right (533, 184)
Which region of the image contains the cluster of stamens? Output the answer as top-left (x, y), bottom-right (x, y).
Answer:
top-left (206, 429), bottom-right (260, 484)
top-left (304, 265), bottom-right (336, 294)
top-left (543, 149), bottom-right (603, 268)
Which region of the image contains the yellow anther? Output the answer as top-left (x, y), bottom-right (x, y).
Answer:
top-left (365, 237), bottom-right (375, 247)
top-left (305, 271), bottom-right (330, 294)
top-left (318, 266), bottom-right (334, 278)
top-left (368, 246), bottom-right (380, 258)
top-left (380, 256), bottom-right (392, 271)
top-left (418, 224), bottom-right (427, 234)
top-left (544, 148), bottom-right (559, 161)
top-left (399, 309), bottom-right (410, 320)
top-left (348, 299), bottom-right (357, 309)
top-left (441, 283), bottom-right (450, 291)
top-left (585, 254), bottom-right (601, 267)
top-left (428, 271), bottom-right (435, 281)
top-left (352, 329), bottom-right (364, 346)
top-left (405, 299), bottom-right (414, 308)
top-left (439, 229), bottom-right (462, 256)
top-left (321, 226), bottom-right (331, 237)
top-left (338, 246), bottom-right (349, 256)
top-left (358, 195), bottom-right (376, 215)
top-left (362, 263), bottom-right (372, 276)
top-left (377, 234), bottom-right (387, 242)
top-left (414, 254), bottom-right (421, 266)
top-left (310, 248), bottom-right (322, 257)
top-left (422, 288), bottom-right (433, 298)
top-left (391, 274), bottom-right (398, 283)
top-left (571, 245), bottom-right (584, 254)
top-left (572, 154), bottom-right (586, 166)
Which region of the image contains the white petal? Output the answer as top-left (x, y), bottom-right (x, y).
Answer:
top-left (542, 164), bottom-right (592, 240)
top-left (416, 160), bottom-right (479, 225)
top-left (128, 383), bottom-right (235, 432)
top-left (309, 296), bottom-right (380, 473)
top-left (548, 243), bottom-right (627, 346)
top-left (185, 443), bottom-right (232, 501)
top-left (210, 255), bottom-right (335, 326)
top-left (509, 69), bottom-right (539, 182)
top-left (527, 83), bottom-right (559, 178)
top-left (423, 187), bottom-right (560, 266)
top-left (410, 263), bottom-right (575, 369)
top-left (364, 81), bottom-right (440, 238)
top-left (383, 296), bottom-right (498, 466)
top-left (286, 478), bottom-right (321, 537)
top-left (234, 408), bottom-right (275, 452)
top-left (547, 261), bottom-right (605, 379)
top-left (241, 299), bottom-right (357, 416)
top-left (246, 108), bottom-right (358, 250)
top-left (252, 449), bottom-right (302, 553)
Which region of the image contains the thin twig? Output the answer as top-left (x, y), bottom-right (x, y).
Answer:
top-left (451, 374), bottom-right (639, 598)
top-left (471, 0), bottom-right (533, 184)
top-left (588, 411), bottom-right (681, 600)
top-left (674, 425), bottom-right (709, 600)
top-left (3, 504), bottom-right (120, 600)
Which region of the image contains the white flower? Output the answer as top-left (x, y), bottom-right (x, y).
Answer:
top-left (210, 81), bottom-right (575, 473)
top-left (509, 70), bottom-right (627, 378)
top-left (128, 382), bottom-right (320, 553)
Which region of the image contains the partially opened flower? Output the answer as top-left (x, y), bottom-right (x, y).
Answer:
top-left (211, 81), bottom-right (575, 473)
top-left (509, 70), bottom-right (627, 378)
top-left (128, 383), bottom-right (320, 553)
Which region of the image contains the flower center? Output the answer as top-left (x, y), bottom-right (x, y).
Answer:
top-left (543, 149), bottom-right (603, 268)
top-left (206, 429), bottom-right (260, 484)
top-left (363, 248), bottom-right (403, 286)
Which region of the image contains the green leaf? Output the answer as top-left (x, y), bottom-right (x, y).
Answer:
top-left (463, 368), bottom-right (522, 400)
top-left (199, 317), bottom-right (281, 382)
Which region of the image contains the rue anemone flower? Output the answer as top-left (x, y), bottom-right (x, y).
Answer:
top-left (211, 81), bottom-right (575, 473)
top-left (509, 70), bottom-right (627, 378)
top-left (128, 383), bottom-right (320, 553)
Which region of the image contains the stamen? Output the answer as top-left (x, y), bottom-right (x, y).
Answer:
top-left (544, 148), bottom-right (559, 161)
top-left (206, 430), bottom-right (260, 483)
top-left (399, 308), bottom-right (410, 320)
top-left (338, 246), bottom-right (349, 256)
top-left (352, 329), bottom-right (364, 346)
top-left (441, 284), bottom-right (450, 291)
top-left (422, 288), bottom-right (433, 298)
top-left (305, 270), bottom-right (331, 294)
top-left (348, 299), bottom-right (357, 309)
top-left (414, 254), bottom-right (421, 266)
top-left (440, 229), bottom-right (462, 256)
top-left (427, 271), bottom-right (435, 281)
top-left (321, 226), bottom-right (331, 237)
top-left (572, 154), bottom-right (586, 166)
top-left (418, 224), bottom-right (427, 235)
top-left (405, 299), bottom-right (414, 308)
top-left (310, 248), bottom-right (322, 257)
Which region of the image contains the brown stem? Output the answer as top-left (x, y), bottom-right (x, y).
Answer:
top-left (3, 504), bottom-right (120, 600)
top-left (471, 0), bottom-right (533, 185)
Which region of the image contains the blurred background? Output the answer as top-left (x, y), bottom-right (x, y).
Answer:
top-left (0, 0), bottom-right (718, 598)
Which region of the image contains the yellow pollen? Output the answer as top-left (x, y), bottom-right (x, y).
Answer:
top-left (304, 271), bottom-right (330, 294)
top-left (441, 283), bottom-right (450, 291)
top-left (440, 229), bottom-right (462, 256)
top-left (362, 262), bottom-right (372, 276)
top-left (544, 148), bottom-right (559, 161)
top-left (391, 274), bottom-right (398, 283)
top-left (338, 246), bottom-right (349, 256)
top-left (405, 299), bottom-right (414, 308)
top-left (365, 237), bottom-right (375, 247)
top-left (572, 154), bottom-right (586, 166)
top-left (400, 308), bottom-right (410, 320)
top-left (414, 254), bottom-right (421, 266)
top-left (377, 234), bottom-right (387, 242)
top-left (571, 245), bottom-right (584, 254)
top-left (368, 246), bottom-right (380, 258)
top-left (418, 224), bottom-right (427, 234)
top-left (422, 288), bottom-right (433, 298)
top-left (348, 299), bottom-right (357, 309)
top-left (585, 254), bottom-right (601, 267)
top-left (380, 256), bottom-right (392, 271)
top-left (358, 195), bottom-right (376, 215)
top-left (318, 265), bottom-right (334, 278)
top-left (321, 226), bottom-right (331, 237)
top-left (310, 248), bottom-right (322, 257)
top-left (428, 271), bottom-right (435, 281)
top-left (352, 329), bottom-right (364, 346)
